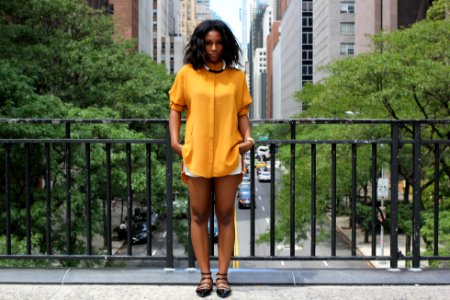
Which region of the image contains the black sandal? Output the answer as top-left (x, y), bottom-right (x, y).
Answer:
top-left (196, 272), bottom-right (213, 297)
top-left (216, 272), bottom-right (232, 298)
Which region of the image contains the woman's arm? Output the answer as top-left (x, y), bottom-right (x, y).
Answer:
top-left (169, 109), bottom-right (183, 157)
top-left (238, 114), bottom-right (254, 155)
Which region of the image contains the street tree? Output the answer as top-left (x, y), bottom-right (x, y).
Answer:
top-left (0, 0), bottom-right (177, 266)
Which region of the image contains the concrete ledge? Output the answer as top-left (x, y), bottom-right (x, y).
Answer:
top-left (0, 268), bottom-right (449, 285)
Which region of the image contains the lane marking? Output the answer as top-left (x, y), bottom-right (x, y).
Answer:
top-left (258, 196), bottom-right (262, 201)
top-left (233, 207), bottom-right (239, 269)
top-left (266, 218), bottom-right (270, 224)
top-left (262, 206), bottom-right (265, 212)
top-left (163, 231), bottom-right (167, 238)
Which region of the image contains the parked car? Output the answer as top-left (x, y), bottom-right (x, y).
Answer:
top-left (134, 207), bottom-right (159, 230)
top-left (208, 216), bottom-right (218, 243)
top-left (257, 168), bottom-right (271, 182)
top-left (255, 160), bottom-right (267, 170)
top-left (257, 145), bottom-right (270, 160)
top-left (238, 190), bottom-right (252, 209)
top-left (131, 222), bottom-right (150, 244)
top-left (237, 181), bottom-right (250, 197)
top-left (242, 173), bottom-right (251, 182)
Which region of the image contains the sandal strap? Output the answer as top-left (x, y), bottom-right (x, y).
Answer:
top-left (197, 273), bottom-right (213, 290)
top-left (216, 273), bottom-right (230, 289)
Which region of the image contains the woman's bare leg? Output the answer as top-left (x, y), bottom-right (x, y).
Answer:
top-left (186, 176), bottom-right (212, 273)
top-left (213, 175), bottom-right (241, 274)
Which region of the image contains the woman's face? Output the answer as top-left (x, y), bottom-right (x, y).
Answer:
top-left (204, 30), bottom-right (223, 64)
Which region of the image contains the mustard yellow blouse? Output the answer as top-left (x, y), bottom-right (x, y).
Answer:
top-left (169, 64), bottom-right (252, 179)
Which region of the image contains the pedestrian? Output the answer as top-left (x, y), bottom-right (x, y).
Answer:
top-left (118, 219), bottom-right (127, 240)
top-left (169, 19), bottom-right (254, 298)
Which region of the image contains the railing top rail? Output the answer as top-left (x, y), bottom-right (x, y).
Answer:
top-left (0, 118), bottom-right (448, 125)
top-left (250, 118), bottom-right (450, 125)
top-left (0, 118), bottom-right (169, 124)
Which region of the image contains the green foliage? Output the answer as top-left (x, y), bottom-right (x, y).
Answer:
top-left (265, 12), bottom-right (449, 258)
top-left (427, 0), bottom-right (449, 21)
top-left (0, 0), bottom-right (175, 266)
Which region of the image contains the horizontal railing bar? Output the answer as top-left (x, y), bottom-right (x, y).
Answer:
top-left (1, 118), bottom-right (449, 125)
top-left (0, 118), bottom-right (168, 124)
top-left (10, 254), bottom-right (450, 262)
top-left (0, 139), bottom-right (165, 144)
top-left (249, 119), bottom-right (450, 125)
top-left (1, 139), bottom-right (448, 145)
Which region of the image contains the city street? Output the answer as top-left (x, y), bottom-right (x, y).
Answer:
top-left (118, 166), bottom-right (370, 270)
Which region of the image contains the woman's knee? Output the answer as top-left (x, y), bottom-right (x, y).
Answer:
top-left (215, 210), bottom-right (234, 226)
top-left (190, 208), bottom-right (210, 225)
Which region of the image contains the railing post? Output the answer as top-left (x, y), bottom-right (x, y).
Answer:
top-left (250, 146), bottom-right (256, 256)
top-left (371, 143), bottom-right (377, 256)
top-left (433, 143), bottom-right (440, 257)
top-left (105, 143), bottom-right (112, 255)
top-left (351, 143), bottom-right (357, 256)
top-left (145, 144), bottom-right (153, 255)
top-left (412, 123), bottom-right (422, 268)
top-left (310, 143), bottom-right (316, 256)
top-left (290, 121), bottom-right (296, 256)
top-left (65, 122), bottom-right (72, 255)
top-left (165, 123), bottom-right (174, 269)
top-left (390, 123), bottom-right (399, 269)
top-left (45, 143), bottom-right (52, 255)
top-left (331, 143), bottom-right (337, 256)
top-left (5, 144), bottom-right (12, 254)
top-left (85, 143), bottom-right (92, 255)
top-left (126, 143), bottom-right (133, 255)
top-left (270, 143), bottom-right (275, 257)
top-left (25, 143), bottom-right (31, 255)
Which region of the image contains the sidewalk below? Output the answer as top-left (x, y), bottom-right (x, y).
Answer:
top-left (335, 215), bottom-right (426, 268)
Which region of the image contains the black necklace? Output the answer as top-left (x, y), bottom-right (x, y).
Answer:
top-left (204, 60), bottom-right (226, 73)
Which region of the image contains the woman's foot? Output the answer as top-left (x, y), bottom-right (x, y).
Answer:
top-left (196, 272), bottom-right (213, 297)
top-left (216, 272), bottom-right (232, 298)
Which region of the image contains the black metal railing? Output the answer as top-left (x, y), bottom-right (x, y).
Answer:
top-left (0, 119), bottom-right (449, 269)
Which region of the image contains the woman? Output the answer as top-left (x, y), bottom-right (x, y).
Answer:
top-left (169, 20), bottom-right (254, 298)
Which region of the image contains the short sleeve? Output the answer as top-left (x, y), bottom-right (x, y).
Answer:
top-left (238, 74), bottom-right (252, 116)
top-left (169, 67), bottom-right (186, 112)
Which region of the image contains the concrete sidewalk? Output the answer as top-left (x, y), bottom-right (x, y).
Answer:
top-left (1, 268), bottom-right (450, 300)
top-left (2, 284), bottom-right (450, 300)
top-left (335, 215), bottom-right (426, 269)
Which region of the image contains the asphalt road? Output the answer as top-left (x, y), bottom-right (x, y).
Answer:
top-left (235, 168), bottom-right (370, 269)
top-left (120, 166), bottom-right (370, 270)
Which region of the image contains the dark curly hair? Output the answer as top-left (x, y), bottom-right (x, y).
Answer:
top-left (184, 19), bottom-right (241, 70)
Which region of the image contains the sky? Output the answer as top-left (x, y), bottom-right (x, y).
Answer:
top-left (210, 0), bottom-right (243, 43)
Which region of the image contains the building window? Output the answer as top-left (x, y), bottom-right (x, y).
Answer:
top-left (340, 22), bottom-right (355, 35)
top-left (302, 2), bottom-right (313, 12)
top-left (340, 2), bottom-right (355, 14)
top-left (340, 43), bottom-right (355, 55)
top-left (107, 4), bottom-right (114, 14)
top-left (302, 32), bottom-right (313, 44)
top-left (303, 17), bottom-right (313, 27)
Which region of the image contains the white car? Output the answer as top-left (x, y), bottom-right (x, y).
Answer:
top-left (257, 145), bottom-right (270, 160)
top-left (257, 169), bottom-right (271, 182)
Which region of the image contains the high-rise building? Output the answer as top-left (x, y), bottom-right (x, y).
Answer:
top-left (196, 0), bottom-right (213, 22)
top-left (278, 0), bottom-right (312, 118)
top-left (313, 0), bottom-right (355, 83)
top-left (138, 0), bottom-right (184, 74)
top-left (86, 0), bottom-right (184, 74)
top-left (355, 0), bottom-right (434, 53)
